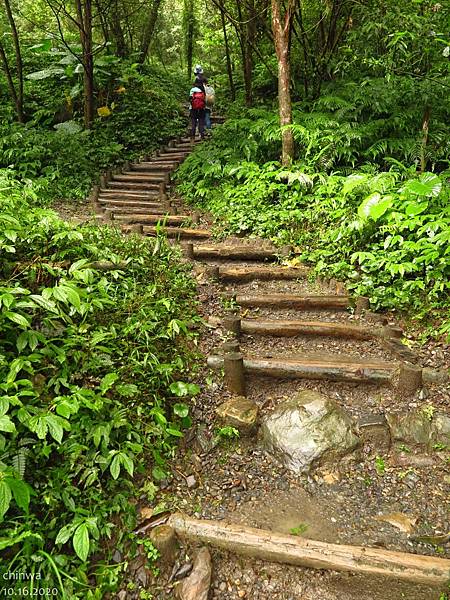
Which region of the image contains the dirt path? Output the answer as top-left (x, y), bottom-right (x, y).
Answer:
top-left (65, 134), bottom-right (449, 600)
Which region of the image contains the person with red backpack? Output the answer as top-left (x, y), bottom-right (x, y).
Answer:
top-left (189, 78), bottom-right (206, 141)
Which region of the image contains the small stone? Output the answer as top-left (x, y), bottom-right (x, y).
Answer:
top-left (238, 591), bottom-right (246, 598)
top-left (112, 549), bottom-right (122, 563)
top-left (186, 475), bottom-right (197, 489)
top-left (219, 582), bottom-right (227, 592)
top-left (118, 591), bottom-right (127, 600)
top-left (216, 396), bottom-right (259, 435)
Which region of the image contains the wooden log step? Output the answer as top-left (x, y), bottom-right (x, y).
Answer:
top-left (218, 265), bottom-right (310, 282)
top-left (233, 294), bottom-right (351, 311)
top-left (240, 319), bottom-right (378, 340)
top-left (113, 173), bottom-right (168, 183)
top-left (99, 205), bottom-right (167, 215)
top-left (194, 245), bottom-right (278, 261)
top-left (114, 214), bottom-right (191, 226)
top-left (207, 354), bottom-right (396, 384)
top-left (168, 513), bottom-right (450, 585)
top-left (156, 153), bottom-right (189, 160)
top-left (98, 199), bottom-right (163, 209)
top-left (99, 187), bottom-right (160, 197)
top-left (106, 181), bottom-right (161, 191)
top-left (162, 147), bottom-right (192, 154)
top-left (141, 226), bottom-right (211, 239)
top-left (131, 163), bottom-right (174, 171)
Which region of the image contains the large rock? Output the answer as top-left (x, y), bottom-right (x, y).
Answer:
top-left (176, 547), bottom-right (212, 600)
top-left (260, 390), bottom-right (359, 474)
top-left (386, 409), bottom-right (450, 447)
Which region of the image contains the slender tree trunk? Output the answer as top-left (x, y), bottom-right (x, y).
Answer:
top-left (271, 0), bottom-right (296, 165)
top-left (2, 0), bottom-right (24, 122)
top-left (220, 5), bottom-right (235, 100)
top-left (75, 0), bottom-right (95, 128)
top-left (110, 0), bottom-right (127, 58)
top-left (184, 0), bottom-right (195, 79)
top-left (0, 40), bottom-right (21, 118)
top-left (420, 106), bottom-right (431, 173)
top-left (235, 0), bottom-right (253, 106)
top-left (139, 0), bottom-right (164, 62)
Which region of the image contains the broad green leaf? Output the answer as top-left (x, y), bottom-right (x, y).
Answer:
top-left (73, 523), bottom-right (90, 562)
top-left (110, 454), bottom-right (121, 479)
top-left (169, 381), bottom-right (200, 397)
top-left (358, 193), bottom-right (392, 221)
top-left (0, 416), bottom-right (15, 433)
top-left (173, 403), bottom-right (189, 418)
top-left (119, 453), bottom-right (134, 477)
top-left (4, 312), bottom-right (29, 328)
top-left (116, 383), bottom-right (138, 397)
top-left (6, 477), bottom-right (31, 512)
top-left (55, 524), bottom-right (75, 545)
top-left (405, 173), bottom-right (441, 197)
top-left (0, 480), bottom-right (12, 519)
top-left (26, 66), bottom-right (65, 80)
top-left (166, 427), bottom-right (184, 437)
top-left (0, 398), bottom-right (9, 417)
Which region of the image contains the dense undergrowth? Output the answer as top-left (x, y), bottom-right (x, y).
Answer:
top-left (0, 57), bottom-right (186, 203)
top-left (0, 172), bottom-right (199, 596)
top-left (176, 77), bottom-right (450, 335)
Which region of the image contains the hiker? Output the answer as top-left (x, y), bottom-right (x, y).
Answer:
top-left (194, 64), bottom-right (205, 84)
top-left (189, 78), bottom-right (206, 140)
top-left (203, 78), bottom-right (215, 132)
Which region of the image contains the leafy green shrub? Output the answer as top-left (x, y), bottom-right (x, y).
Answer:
top-left (0, 171), bottom-right (199, 596)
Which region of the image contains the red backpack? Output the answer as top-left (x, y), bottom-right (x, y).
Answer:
top-left (191, 91), bottom-right (206, 110)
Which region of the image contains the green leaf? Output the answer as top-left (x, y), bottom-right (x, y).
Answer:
top-left (0, 415), bottom-right (15, 433)
top-left (6, 477), bottom-right (31, 512)
top-left (4, 312), bottom-right (30, 328)
top-left (26, 66), bottom-right (65, 80)
top-left (100, 372), bottom-right (119, 393)
top-left (116, 383), bottom-right (138, 397)
top-left (55, 524), bottom-right (75, 545)
top-left (120, 453), bottom-right (134, 477)
top-left (173, 403), bottom-right (189, 418)
top-left (169, 381), bottom-right (200, 397)
top-left (0, 531), bottom-right (41, 551)
top-left (0, 480), bottom-right (12, 519)
top-left (0, 398), bottom-right (9, 417)
top-left (405, 173), bottom-right (442, 197)
top-left (358, 193), bottom-right (392, 221)
top-left (110, 454), bottom-right (121, 479)
top-left (73, 523), bottom-right (90, 562)
top-left (166, 427), bottom-right (184, 437)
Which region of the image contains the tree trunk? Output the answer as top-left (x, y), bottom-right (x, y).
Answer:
top-left (184, 0), bottom-right (195, 79)
top-left (110, 0), bottom-right (128, 58)
top-left (220, 5), bottom-right (235, 100)
top-left (139, 0), bottom-right (164, 63)
top-left (420, 105), bottom-right (431, 173)
top-left (271, 0), bottom-right (295, 165)
top-left (2, 0), bottom-right (24, 122)
top-left (75, 0), bottom-right (95, 128)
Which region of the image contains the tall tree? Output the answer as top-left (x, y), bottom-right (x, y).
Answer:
top-left (140, 0), bottom-right (164, 62)
top-left (271, 0), bottom-right (296, 165)
top-left (1, 0), bottom-right (24, 122)
top-left (183, 0), bottom-right (195, 78)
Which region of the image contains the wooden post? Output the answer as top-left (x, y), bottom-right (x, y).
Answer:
top-left (167, 140), bottom-right (175, 148)
top-left (280, 244), bottom-right (292, 256)
top-left (159, 182), bottom-right (167, 202)
top-left (224, 352), bottom-right (246, 396)
top-left (355, 296), bottom-right (370, 315)
top-left (192, 211), bottom-right (201, 224)
top-left (104, 209), bottom-right (114, 222)
top-left (123, 160), bottom-right (130, 172)
top-left (221, 341), bottom-right (240, 354)
top-left (149, 525), bottom-right (177, 564)
top-left (100, 174), bottom-right (107, 188)
top-left (106, 170), bottom-right (112, 182)
top-left (182, 243), bottom-right (194, 259)
top-left (171, 205), bottom-right (178, 215)
top-left (222, 316), bottom-right (241, 339)
top-left (397, 363), bottom-right (422, 396)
